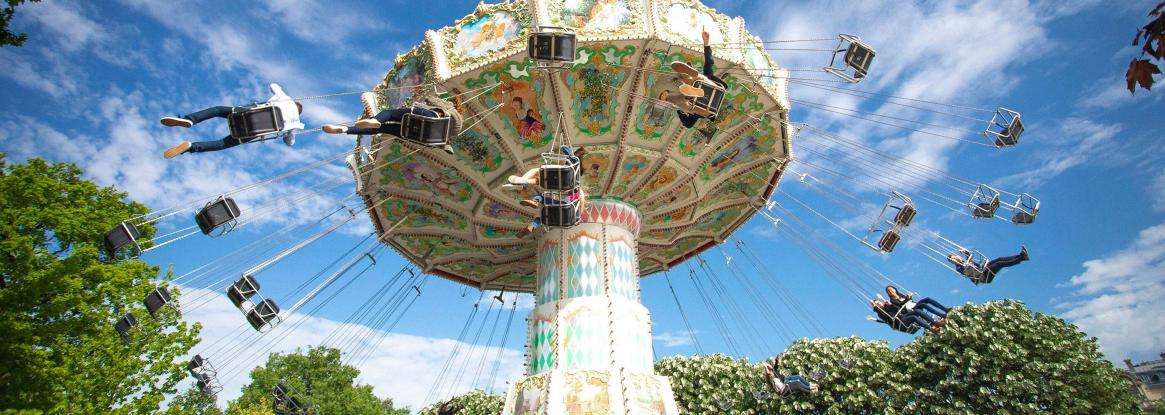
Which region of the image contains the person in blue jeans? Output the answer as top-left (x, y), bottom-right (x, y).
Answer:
top-left (871, 298), bottom-right (942, 333)
top-left (948, 246), bottom-right (1029, 284)
top-left (668, 28), bottom-right (728, 129)
top-left (323, 92), bottom-right (455, 154)
top-left (763, 362), bottom-right (818, 395)
top-left (162, 83), bottom-right (303, 158)
top-left (886, 285), bottom-right (949, 322)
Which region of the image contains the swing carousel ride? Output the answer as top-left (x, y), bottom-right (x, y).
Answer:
top-left (100, 0), bottom-right (1038, 413)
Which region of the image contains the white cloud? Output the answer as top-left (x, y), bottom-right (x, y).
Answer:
top-left (24, 1), bottom-right (107, 52)
top-left (995, 117), bottom-right (1122, 188)
top-left (654, 330), bottom-right (698, 348)
top-left (1058, 223), bottom-right (1165, 361)
top-left (178, 285), bottom-right (525, 411)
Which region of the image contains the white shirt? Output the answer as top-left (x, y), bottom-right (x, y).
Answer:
top-left (266, 83), bottom-right (304, 146)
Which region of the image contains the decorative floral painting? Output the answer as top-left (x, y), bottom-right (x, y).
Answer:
top-left (562, 45), bottom-right (635, 136)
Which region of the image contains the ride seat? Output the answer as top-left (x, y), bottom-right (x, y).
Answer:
top-left (877, 230), bottom-right (901, 253)
top-left (893, 204), bottom-right (916, 227)
top-left (195, 196), bottom-right (241, 236)
top-left (528, 26), bottom-right (576, 68)
top-left (103, 221), bottom-right (142, 260)
top-left (538, 152), bottom-right (580, 191)
top-left (972, 198), bottom-right (1000, 218)
top-left (824, 34), bottom-right (875, 83)
top-left (540, 194), bottom-right (581, 228)
top-left (228, 275), bottom-right (261, 309)
top-left (115, 312), bottom-right (139, 344)
top-left (983, 108), bottom-right (1023, 147)
top-left (400, 111), bottom-right (452, 147)
top-left (843, 41), bottom-right (875, 80)
top-left (246, 298), bottom-right (281, 331)
top-left (144, 286), bottom-right (173, 317)
top-left (228, 105), bottom-right (284, 141)
top-left (690, 78), bottom-right (726, 118)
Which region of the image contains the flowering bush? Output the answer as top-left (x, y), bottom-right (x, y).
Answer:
top-left (419, 390), bottom-right (504, 415)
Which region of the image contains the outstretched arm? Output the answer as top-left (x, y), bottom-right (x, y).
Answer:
top-left (702, 28), bottom-right (714, 77)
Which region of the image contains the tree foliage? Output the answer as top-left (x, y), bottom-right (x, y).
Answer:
top-left (226, 346), bottom-right (409, 415)
top-left (0, 0), bottom-right (39, 47)
top-left (418, 390), bottom-right (504, 415)
top-left (163, 387), bottom-right (224, 415)
top-left (1126, 1), bottom-right (1165, 93)
top-left (653, 301), bottom-right (1138, 414)
top-left (0, 155), bottom-right (200, 413)
top-left (896, 300), bottom-right (1139, 414)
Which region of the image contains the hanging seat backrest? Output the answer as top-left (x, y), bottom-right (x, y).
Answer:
top-left (972, 196), bottom-right (1000, 218)
top-left (893, 203), bottom-right (916, 227)
top-left (844, 41), bottom-right (875, 80)
top-left (103, 221), bottom-right (142, 260)
top-left (878, 230), bottom-right (900, 253)
top-left (527, 26), bottom-right (576, 65)
top-left (196, 196), bottom-right (241, 236)
top-left (188, 354), bottom-right (208, 376)
top-left (144, 286), bottom-right (173, 317)
top-left (228, 275), bottom-right (261, 309)
top-left (115, 312), bottom-right (139, 344)
top-left (691, 78), bottom-right (726, 117)
top-left (246, 298), bottom-right (281, 331)
top-left (540, 194), bottom-right (581, 228)
top-left (538, 153), bottom-right (580, 191)
top-left (400, 112), bottom-right (452, 146)
top-left (228, 105), bottom-right (284, 141)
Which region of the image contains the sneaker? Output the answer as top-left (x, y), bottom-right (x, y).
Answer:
top-left (360, 92), bottom-right (379, 118)
top-left (160, 116), bottom-right (193, 128)
top-left (508, 175), bottom-right (531, 185)
top-left (679, 83), bottom-right (705, 98)
top-left (671, 61), bottom-right (699, 78)
top-left (1019, 245), bottom-right (1029, 261)
top-left (164, 141), bottom-right (191, 159)
top-left (501, 183), bottom-right (525, 190)
top-left (442, 144), bottom-right (454, 155)
top-left (355, 118), bottom-right (381, 129)
top-left (322, 124), bottom-right (348, 134)
top-left (521, 199), bottom-right (540, 209)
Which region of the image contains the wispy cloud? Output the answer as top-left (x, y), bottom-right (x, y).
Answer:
top-left (995, 117), bottom-right (1122, 189)
top-left (654, 330), bottom-right (700, 348)
top-left (1057, 223), bottom-right (1165, 362)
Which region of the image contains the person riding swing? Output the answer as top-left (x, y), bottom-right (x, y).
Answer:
top-left (322, 91), bottom-right (461, 154)
top-left (948, 245), bottom-right (1029, 284)
top-left (162, 83), bottom-right (304, 158)
top-left (662, 27), bottom-right (729, 129)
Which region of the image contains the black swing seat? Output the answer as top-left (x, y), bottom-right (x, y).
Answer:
top-left (689, 78), bottom-right (727, 118)
top-left (196, 196), bottom-right (241, 236)
top-left (103, 221), bottom-right (142, 260)
top-left (538, 152), bottom-right (580, 191)
top-left (144, 286), bottom-right (174, 317)
top-left (887, 317), bottom-right (921, 334)
top-left (1010, 193), bottom-right (1039, 225)
top-left (228, 275), bottom-right (261, 309)
top-left (825, 34), bottom-right (875, 83)
top-left (972, 198), bottom-right (1000, 218)
top-left (246, 298), bottom-right (281, 331)
top-left (273, 383), bottom-right (304, 412)
top-left (893, 204), bottom-right (917, 227)
top-left (528, 26), bottom-right (576, 67)
top-left (115, 312), bottom-right (139, 344)
top-left (877, 230), bottom-right (901, 253)
top-left (540, 194), bottom-right (581, 228)
top-left (228, 105), bottom-right (285, 141)
top-left (187, 354), bottom-right (210, 376)
top-left (984, 108), bottom-right (1023, 147)
top-left (400, 111), bottom-right (453, 147)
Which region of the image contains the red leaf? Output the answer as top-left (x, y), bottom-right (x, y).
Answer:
top-left (1126, 59), bottom-right (1161, 93)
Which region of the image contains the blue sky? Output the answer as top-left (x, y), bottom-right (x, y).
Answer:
top-left (1, 0), bottom-right (1163, 410)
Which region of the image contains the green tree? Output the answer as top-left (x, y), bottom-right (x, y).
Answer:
top-left (164, 387), bottom-right (223, 415)
top-left (226, 346), bottom-right (408, 415)
top-left (895, 300), bottom-right (1140, 414)
top-left (419, 390), bottom-right (503, 415)
top-left (763, 337), bottom-right (908, 415)
top-left (0, 155), bottom-right (200, 413)
top-left (1, 0), bottom-right (40, 47)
